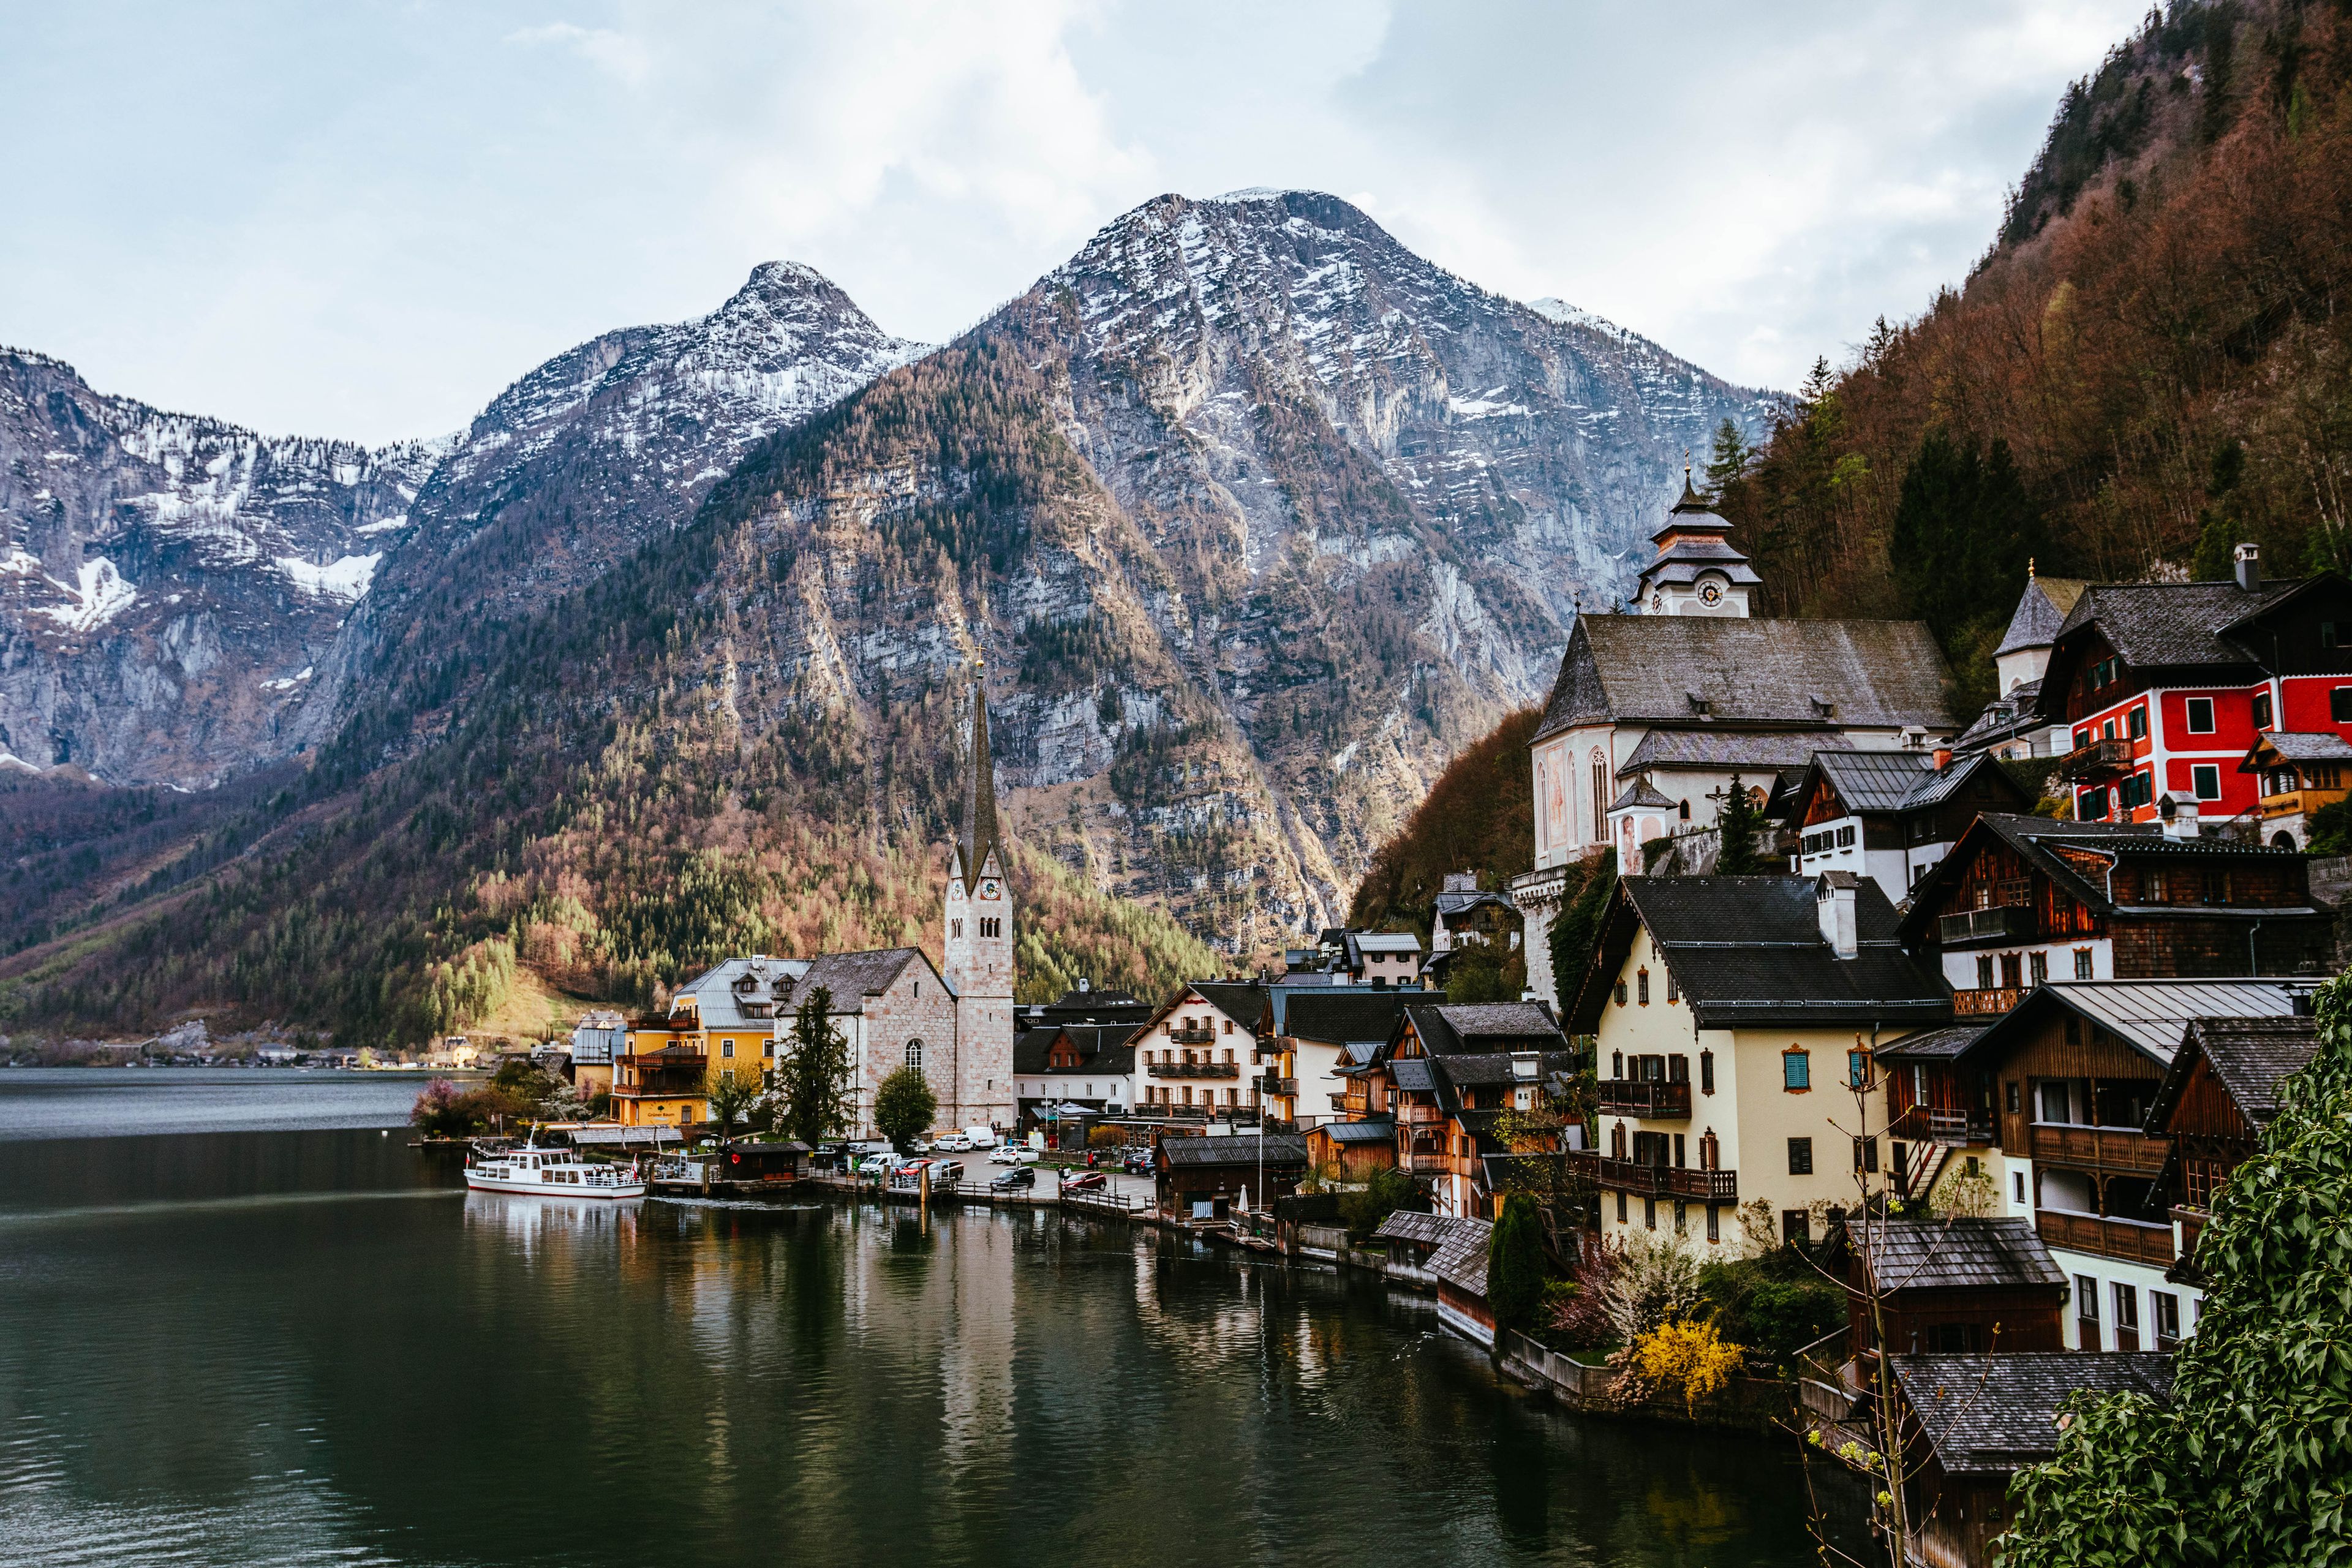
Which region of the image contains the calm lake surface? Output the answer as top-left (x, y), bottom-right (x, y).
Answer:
top-left (0, 1082), bottom-right (1850, 1567)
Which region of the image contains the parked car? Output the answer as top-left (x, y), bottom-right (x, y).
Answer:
top-left (989, 1167), bottom-right (1035, 1191)
top-left (1121, 1148), bottom-right (1154, 1174)
top-left (933, 1134), bottom-right (973, 1153)
top-left (1061, 1170), bottom-right (1107, 1192)
top-left (1006, 1146), bottom-right (1041, 1164)
top-left (987, 1147), bottom-right (1021, 1165)
top-left (854, 1155), bottom-right (892, 1177)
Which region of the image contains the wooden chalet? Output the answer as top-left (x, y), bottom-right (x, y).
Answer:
top-left (1304, 1117), bottom-right (1396, 1181)
top-left (1882, 1353), bottom-right (2174, 1568)
top-left (1946, 978), bottom-right (2312, 1350)
top-left (1152, 1133), bottom-right (1306, 1220)
top-left (1780, 747), bottom-right (2033, 905)
top-left (2239, 729), bottom-right (2352, 849)
top-left (1897, 812), bottom-right (2329, 1018)
top-left (2144, 1012), bottom-right (2319, 1283)
top-left (1840, 1217), bottom-right (2066, 1358)
top-left (1372, 1003), bottom-right (1578, 1218)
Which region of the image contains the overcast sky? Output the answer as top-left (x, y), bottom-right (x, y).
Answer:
top-left (2, 1), bottom-right (2145, 445)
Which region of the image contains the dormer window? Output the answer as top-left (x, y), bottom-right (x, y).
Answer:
top-left (1686, 693), bottom-right (1711, 716)
top-left (1809, 695), bottom-right (1834, 719)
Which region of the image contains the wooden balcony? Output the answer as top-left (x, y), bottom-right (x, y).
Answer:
top-left (1167, 1025), bottom-right (1218, 1046)
top-left (1148, 1060), bottom-right (1240, 1079)
top-left (2028, 1122), bottom-right (2169, 1174)
top-left (1952, 986), bottom-right (2027, 1017)
top-left (1396, 1103), bottom-right (1447, 1125)
top-left (1403, 1152), bottom-right (1452, 1175)
top-left (2056, 737), bottom-right (2133, 782)
top-left (2259, 786), bottom-right (2348, 822)
top-left (1598, 1079), bottom-right (1691, 1118)
top-left (1257, 1076), bottom-right (1297, 1097)
top-left (2037, 1208), bottom-right (2174, 1267)
top-left (1938, 906), bottom-right (2037, 946)
top-left (1888, 1106), bottom-right (1994, 1145)
top-left (1569, 1152), bottom-right (1737, 1202)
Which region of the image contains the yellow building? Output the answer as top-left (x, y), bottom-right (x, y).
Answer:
top-left (1566, 871), bottom-right (1954, 1248)
top-left (612, 1005), bottom-right (714, 1131)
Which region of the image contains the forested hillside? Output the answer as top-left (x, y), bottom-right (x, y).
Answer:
top-left (1714, 0), bottom-right (2352, 712)
top-left (1348, 707), bottom-right (1538, 935)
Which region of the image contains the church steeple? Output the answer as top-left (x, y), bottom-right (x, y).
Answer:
top-left (959, 663), bottom-right (1003, 881)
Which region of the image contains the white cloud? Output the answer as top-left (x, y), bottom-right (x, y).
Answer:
top-left (0, 0), bottom-right (2148, 438)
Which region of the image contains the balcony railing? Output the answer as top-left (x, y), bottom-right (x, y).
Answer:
top-left (1167, 1026), bottom-right (1218, 1046)
top-left (1257, 1076), bottom-right (1297, 1097)
top-left (1396, 1103), bottom-right (1446, 1125)
top-left (1889, 1106), bottom-right (1994, 1145)
top-left (1598, 1079), bottom-right (1692, 1118)
top-left (1403, 1152), bottom-right (1452, 1174)
top-left (1569, 1152), bottom-right (1737, 1202)
top-left (2056, 737), bottom-right (2133, 782)
top-left (2037, 1207), bottom-right (2174, 1267)
top-left (1952, 986), bottom-right (2027, 1017)
top-left (1937, 905), bottom-right (2037, 946)
top-left (2028, 1122), bottom-right (2170, 1174)
top-left (1148, 1060), bottom-right (1240, 1079)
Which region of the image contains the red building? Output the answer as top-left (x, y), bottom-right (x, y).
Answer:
top-left (2040, 549), bottom-right (2352, 841)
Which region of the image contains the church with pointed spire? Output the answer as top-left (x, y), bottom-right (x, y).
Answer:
top-left (942, 663), bottom-right (1016, 1129)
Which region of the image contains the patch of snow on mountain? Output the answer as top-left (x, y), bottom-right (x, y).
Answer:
top-left (274, 553), bottom-right (382, 601)
top-left (38, 557), bottom-right (138, 631)
top-left (353, 514), bottom-right (409, 535)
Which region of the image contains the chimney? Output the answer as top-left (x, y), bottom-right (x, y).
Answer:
top-left (2158, 793), bottom-right (2200, 841)
top-left (1931, 747), bottom-right (1953, 771)
top-left (2235, 541), bottom-right (2261, 593)
top-left (1816, 873), bottom-right (1859, 960)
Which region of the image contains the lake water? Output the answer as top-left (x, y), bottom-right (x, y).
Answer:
top-left (0, 1078), bottom-right (1847, 1567)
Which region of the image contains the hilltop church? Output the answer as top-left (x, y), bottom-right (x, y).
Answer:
top-left (1509, 477), bottom-right (1956, 1002)
top-left (628, 670), bottom-right (1017, 1138)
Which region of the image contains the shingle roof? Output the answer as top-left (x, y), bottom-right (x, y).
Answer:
top-left (1012, 1023), bottom-right (1139, 1076)
top-left (1891, 1354), bottom-right (2174, 1476)
top-left (1573, 876), bottom-right (1951, 1030)
top-left (1993, 576), bottom-right (2089, 657)
top-left (1185, 982), bottom-right (1273, 1030)
top-left (1371, 1209), bottom-right (1453, 1246)
top-left (1313, 1117), bottom-right (1397, 1144)
top-left (1619, 728), bottom-right (1856, 777)
top-left (1898, 814), bottom-right (2313, 936)
top-left (1158, 1133), bottom-right (1307, 1169)
top-left (1851, 1218), bottom-right (2065, 1291)
top-left (790, 948), bottom-right (929, 1014)
top-left (2051, 579), bottom-right (2293, 672)
top-left (1960, 979), bottom-right (2312, 1070)
top-left (1872, 1024), bottom-right (1987, 1063)
top-left (1610, 778), bottom-right (1677, 812)
top-left (1536, 614), bottom-right (1954, 741)
top-left (1428, 1216), bottom-right (1494, 1295)
top-left (1403, 1003), bottom-right (1566, 1055)
top-left (2245, 730), bottom-right (2352, 765)
top-left (2147, 1014), bottom-right (2319, 1131)
top-left (1275, 990), bottom-right (1420, 1046)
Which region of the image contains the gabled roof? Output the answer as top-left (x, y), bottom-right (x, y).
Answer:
top-left (1357, 932), bottom-right (1422, 954)
top-left (1609, 778), bottom-right (1676, 812)
top-left (671, 956), bottom-right (810, 1031)
top-left (1896, 813), bottom-right (2315, 940)
top-left (1958, 979), bottom-right (2312, 1071)
top-left (2049, 578), bottom-right (2297, 673)
top-left (1428, 1215), bottom-right (1494, 1295)
top-left (1187, 982), bottom-right (1272, 1030)
top-left (1158, 1133), bottom-right (1307, 1169)
top-left (1891, 1354), bottom-right (2174, 1477)
top-left (1872, 1023), bottom-right (1986, 1063)
top-left (1570, 876), bottom-right (1951, 1031)
top-left (2145, 1014), bottom-right (2319, 1132)
top-left (1390, 1058), bottom-right (1438, 1095)
top-left (1850, 1217), bottom-right (2065, 1292)
top-left (1400, 1002), bottom-right (1564, 1055)
top-left (1012, 1023), bottom-right (1139, 1077)
top-left (1313, 1117), bottom-right (1397, 1145)
top-left (791, 948), bottom-right (933, 1014)
top-left (1534, 614), bottom-right (1956, 742)
top-left (1371, 1210), bottom-right (1454, 1246)
top-left (1274, 989), bottom-right (1422, 1047)
top-left (1993, 575), bottom-right (2089, 657)
top-left (2243, 730), bottom-right (2352, 768)
top-left (1801, 748), bottom-right (2028, 816)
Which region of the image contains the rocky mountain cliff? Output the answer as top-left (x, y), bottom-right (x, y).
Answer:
top-left (0, 350), bottom-right (437, 786)
top-left (0, 262), bottom-right (923, 788)
top-left (709, 190), bottom-right (1773, 937)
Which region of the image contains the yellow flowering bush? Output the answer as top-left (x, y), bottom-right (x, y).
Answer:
top-left (1629, 1317), bottom-right (1744, 1412)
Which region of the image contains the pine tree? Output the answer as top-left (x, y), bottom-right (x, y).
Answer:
top-left (1486, 1192), bottom-right (1547, 1330)
top-left (1713, 774), bottom-right (1769, 876)
top-left (1703, 418), bottom-right (1754, 500)
top-left (781, 986), bottom-right (851, 1145)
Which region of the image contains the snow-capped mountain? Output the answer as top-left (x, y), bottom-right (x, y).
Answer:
top-left (0, 263), bottom-right (922, 785)
top-left (0, 348), bottom-right (439, 784)
top-left (285, 261), bottom-right (927, 757)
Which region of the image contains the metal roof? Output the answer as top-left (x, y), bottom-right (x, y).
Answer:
top-left (672, 956), bottom-right (809, 1031)
top-left (1313, 1118), bottom-right (1397, 1144)
top-left (1965, 979), bottom-right (2311, 1069)
top-left (1873, 1024), bottom-right (1987, 1062)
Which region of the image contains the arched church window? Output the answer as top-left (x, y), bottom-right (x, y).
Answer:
top-left (904, 1039), bottom-right (924, 1074)
top-left (1591, 750), bottom-right (1608, 842)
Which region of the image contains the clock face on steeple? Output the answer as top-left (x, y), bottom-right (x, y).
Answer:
top-left (1699, 582), bottom-right (1724, 606)
top-left (981, 880), bottom-right (1000, 899)
top-left (950, 880), bottom-right (965, 901)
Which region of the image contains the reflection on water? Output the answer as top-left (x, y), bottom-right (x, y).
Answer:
top-left (0, 1128), bottom-right (1840, 1567)
top-left (0, 1068), bottom-right (428, 1143)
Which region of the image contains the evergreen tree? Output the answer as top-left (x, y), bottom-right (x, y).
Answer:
top-left (1889, 426), bottom-right (2044, 660)
top-left (2191, 438), bottom-right (2249, 582)
top-left (1703, 418), bottom-right (1754, 500)
top-left (1549, 850), bottom-right (1618, 1017)
top-left (872, 1065), bottom-right (937, 1152)
top-left (1713, 774), bottom-right (1770, 876)
top-left (1995, 970), bottom-right (2352, 1567)
top-left (781, 986), bottom-right (851, 1145)
top-left (1486, 1193), bottom-right (1547, 1330)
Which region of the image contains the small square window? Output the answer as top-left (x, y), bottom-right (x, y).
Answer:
top-left (2334, 688), bottom-right (2352, 724)
top-left (1787, 1137), bottom-right (1814, 1175)
top-left (2127, 706), bottom-right (2148, 740)
top-left (2185, 697), bottom-right (2215, 734)
top-left (2191, 763), bottom-right (2222, 800)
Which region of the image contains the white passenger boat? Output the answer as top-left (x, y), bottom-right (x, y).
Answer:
top-left (465, 1141), bottom-right (646, 1198)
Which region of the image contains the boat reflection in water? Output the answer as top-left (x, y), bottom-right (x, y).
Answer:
top-left (462, 1184), bottom-right (644, 1256)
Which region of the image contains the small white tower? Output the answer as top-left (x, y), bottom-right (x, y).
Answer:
top-left (1637, 472), bottom-right (1760, 617)
top-left (943, 663), bottom-right (1016, 1129)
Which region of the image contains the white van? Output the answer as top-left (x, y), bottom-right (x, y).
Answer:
top-left (962, 1126), bottom-right (1000, 1150)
